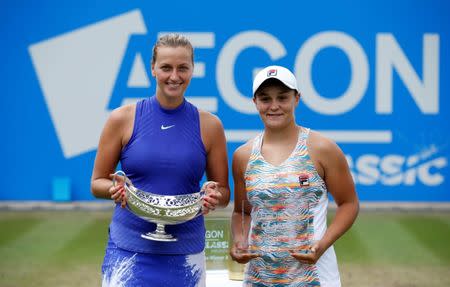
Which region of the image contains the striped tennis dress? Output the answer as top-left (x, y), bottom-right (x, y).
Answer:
top-left (244, 128), bottom-right (341, 287)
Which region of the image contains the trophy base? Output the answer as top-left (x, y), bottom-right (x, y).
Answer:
top-left (228, 270), bottom-right (244, 281)
top-left (228, 259), bottom-right (245, 281)
top-left (141, 232), bottom-right (178, 242)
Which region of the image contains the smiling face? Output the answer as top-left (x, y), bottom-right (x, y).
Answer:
top-left (253, 80), bottom-right (300, 130)
top-left (151, 46), bottom-right (194, 107)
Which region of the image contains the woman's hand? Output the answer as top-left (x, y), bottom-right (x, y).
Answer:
top-left (109, 174), bottom-right (127, 208)
top-left (201, 181), bottom-right (222, 215)
top-left (289, 241), bottom-right (324, 264)
top-left (229, 241), bottom-right (260, 264)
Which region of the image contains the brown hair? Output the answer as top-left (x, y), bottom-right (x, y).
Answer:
top-left (151, 33), bottom-right (194, 65)
top-left (254, 78), bottom-right (298, 98)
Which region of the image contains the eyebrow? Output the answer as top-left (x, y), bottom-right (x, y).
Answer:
top-left (256, 89), bottom-right (291, 97)
top-left (255, 92), bottom-right (269, 98)
top-left (158, 60), bottom-right (191, 66)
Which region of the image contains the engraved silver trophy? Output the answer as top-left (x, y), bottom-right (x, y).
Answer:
top-left (113, 171), bottom-right (205, 242)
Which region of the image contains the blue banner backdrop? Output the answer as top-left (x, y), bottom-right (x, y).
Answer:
top-left (1, 0), bottom-right (449, 201)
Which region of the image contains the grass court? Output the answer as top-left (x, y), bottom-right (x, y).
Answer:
top-left (0, 208), bottom-right (449, 286)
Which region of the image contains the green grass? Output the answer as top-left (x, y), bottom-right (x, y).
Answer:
top-left (0, 211), bottom-right (110, 287)
top-left (333, 212), bottom-right (450, 266)
top-left (0, 210), bottom-right (450, 286)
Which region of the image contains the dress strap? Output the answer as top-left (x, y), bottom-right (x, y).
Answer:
top-left (250, 132), bottom-right (264, 158)
top-left (299, 127), bottom-right (310, 140)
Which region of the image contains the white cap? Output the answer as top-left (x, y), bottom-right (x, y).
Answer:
top-left (252, 65), bottom-right (298, 96)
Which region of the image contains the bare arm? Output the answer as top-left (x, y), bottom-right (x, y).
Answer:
top-left (200, 111), bottom-right (230, 211)
top-left (292, 131), bottom-right (359, 263)
top-left (229, 142), bottom-right (259, 263)
top-left (90, 105), bottom-right (134, 205)
top-left (318, 136), bottom-right (359, 252)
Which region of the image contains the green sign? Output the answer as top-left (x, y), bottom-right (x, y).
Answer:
top-left (205, 218), bottom-right (230, 270)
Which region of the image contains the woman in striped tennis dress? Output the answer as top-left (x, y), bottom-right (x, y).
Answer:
top-left (230, 65), bottom-right (359, 286)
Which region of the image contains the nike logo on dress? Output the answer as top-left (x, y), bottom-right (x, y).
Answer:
top-left (161, 124), bottom-right (175, 130)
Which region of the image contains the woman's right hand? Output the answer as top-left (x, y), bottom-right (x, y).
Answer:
top-left (229, 241), bottom-right (260, 264)
top-left (109, 174), bottom-right (127, 208)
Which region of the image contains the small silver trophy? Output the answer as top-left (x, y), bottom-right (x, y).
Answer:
top-left (112, 171), bottom-right (205, 242)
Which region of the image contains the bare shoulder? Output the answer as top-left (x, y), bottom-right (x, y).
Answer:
top-left (103, 104), bottom-right (136, 146)
top-left (308, 129), bottom-right (343, 158)
top-left (198, 109), bottom-right (225, 153)
top-left (232, 139), bottom-right (254, 176)
top-left (199, 109), bottom-right (223, 130)
top-left (233, 140), bottom-right (253, 161)
top-left (107, 104), bottom-right (135, 127)
top-left (307, 129), bottom-right (349, 178)
top-left (199, 109), bottom-right (224, 137)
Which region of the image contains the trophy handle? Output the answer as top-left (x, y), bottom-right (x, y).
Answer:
top-left (112, 170), bottom-right (133, 189)
top-left (201, 181), bottom-right (217, 194)
top-left (193, 189), bottom-right (207, 218)
top-left (197, 181), bottom-right (219, 216)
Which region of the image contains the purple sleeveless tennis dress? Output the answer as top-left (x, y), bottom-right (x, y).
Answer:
top-left (102, 96), bottom-right (207, 287)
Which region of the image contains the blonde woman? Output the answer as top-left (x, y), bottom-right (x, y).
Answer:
top-left (91, 34), bottom-right (230, 286)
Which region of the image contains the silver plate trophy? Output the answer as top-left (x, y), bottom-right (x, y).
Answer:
top-left (112, 171), bottom-right (206, 242)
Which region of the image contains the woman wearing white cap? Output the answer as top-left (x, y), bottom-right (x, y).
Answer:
top-left (230, 65), bottom-right (359, 286)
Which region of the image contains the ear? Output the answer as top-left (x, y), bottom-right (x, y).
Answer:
top-left (151, 63), bottom-right (156, 77)
top-left (253, 96), bottom-right (257, 105)
top-left (294, 92), bottom-right (301, 106)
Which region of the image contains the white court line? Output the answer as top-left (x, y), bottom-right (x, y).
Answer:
top-left (225, 129), bottom-right (392, 144)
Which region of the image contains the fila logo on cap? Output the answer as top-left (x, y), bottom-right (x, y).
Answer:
top-left (267, 69), bottom-right (277, 77)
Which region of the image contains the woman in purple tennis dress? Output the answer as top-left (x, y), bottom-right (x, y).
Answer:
top-left (91, 34), bottom-right (230, 287)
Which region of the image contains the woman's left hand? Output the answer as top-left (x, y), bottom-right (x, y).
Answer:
top-left (201, 181), bottom-right (222, 215)
top-left (289, 241), bottom-right (324, 264)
